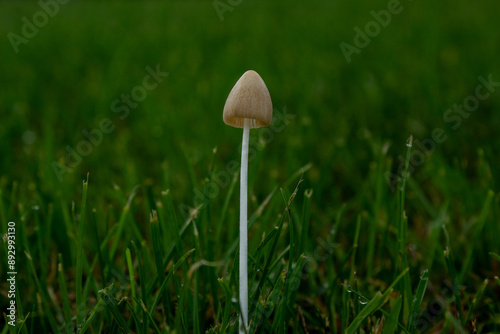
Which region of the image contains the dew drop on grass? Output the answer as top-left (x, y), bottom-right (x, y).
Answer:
top-left (32, 205), bottom-right (39, 211)
top-left (406, 135), bottom-right (413, 148)
top-left (420, 269), bottom-right (429, 279)
top-left (359, 299), bottom-right (368, 305)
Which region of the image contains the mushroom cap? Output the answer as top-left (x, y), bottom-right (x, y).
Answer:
top-left (223, 70), bottom-right (273, 128)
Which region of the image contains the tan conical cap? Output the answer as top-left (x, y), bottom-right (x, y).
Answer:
top-left (223, 70), bottom-right (273, 128)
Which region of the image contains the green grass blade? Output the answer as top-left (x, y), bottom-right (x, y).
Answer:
top-left (216, 172), bottom-right (239, 257)
top-left (341, 279), bottom-right (350, 334)
top-left (425, 205), bottom-right (447, 270)
top-left (382, 294), bottom-right (402, 334)
top-left (463, 278), bottom-right (488, 326)
top-left (250, 300), bottom-right (269, 334)
top-left (14, 292), bottom-right (28, 334)
top-left (353, 280), bottom-right (360, 334)
top-left (160, 210), bottom-right (197, 278)
top-left (269, 271), bottom-right (288, 333)
top-left (285, 253), bottom-right (307, 309)
top-left (79, 298), bottom-right (104, 334)
top-left (249, 211), bottom-right (286, 316)
top-left (58, 254), bottom-right (72, 331)
top-left (346, 268), bottom-right (409, 334)
top-left (350, 214), bottom-right (362, 281)
top-left (25, 252), bottom-right (59, 333)
top-left (13, 312), bottom-right (30, 334)
top-left (98, 284), bottom-right (131, 334)
top-left (90, 208), bottom-right (105, 283)
top-left (397, 137), bottom-right (413, 322)
top-left (283, 163), bottom-right (313, 189)
top-left (161, 189), bottom-right (186, 266)
top-left (125, 248), bottom-right (137, 310)
top-left (130, 240), bottom-right (149, 331)
top-left (76, 175), bottom-right (89, 327)
top-left (175, 273), bottom-right (190, 333)
top-left (139, 300), bottom-right (162, 334)
top-left (408, 269), bottom-right (429, 332)
top-left (495, 276), bottom-right (500, 286)
top-left (250, 227), bottom-right (280, 291)
top-left (490, 252), bottom-right (500, 262)
top-left (125, 300), bottom-right (141, 333)
top-left (444, 311), bottom-right (465, 333)
top-left (34, 209), bottom-right (47, 283)
top-left (459, 189), bottom-right (494, 283)
top-left (150, 210), bottom-right (165, 280)
top-left (109, 186), bottom-right (138, 260)
top-left (443, 246), bottom-right (464, 323)
top-left (224, 187), bottom-right (277, 263)
top-left (150, 248), bottom-right (195, 316)
top-left (218, 277), bottom-right (234, 333)
top-left (299, 189), bottom-right (313, 257)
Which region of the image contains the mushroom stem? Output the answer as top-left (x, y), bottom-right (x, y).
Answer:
top-left (223, 70), bottom-right (272, 333)
top-left (239, 118), bottom-right (250, 333)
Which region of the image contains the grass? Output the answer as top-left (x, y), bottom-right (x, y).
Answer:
top-left (1, 0), bottom-right (500, 333)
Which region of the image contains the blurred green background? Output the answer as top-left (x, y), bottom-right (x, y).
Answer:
top-left (1, 0), bottom-right (499, 203)
top-left (1, 0), bottom-right (500, 331)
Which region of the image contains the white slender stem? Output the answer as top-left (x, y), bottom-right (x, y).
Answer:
top-left (239, 118), bottom-right (250, 333)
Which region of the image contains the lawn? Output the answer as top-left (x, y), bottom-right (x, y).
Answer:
top-left (0, 0), bottom-right (499, 333)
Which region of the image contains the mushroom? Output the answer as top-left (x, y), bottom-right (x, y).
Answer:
top-left (223, 70), bottom-right (273, 333)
